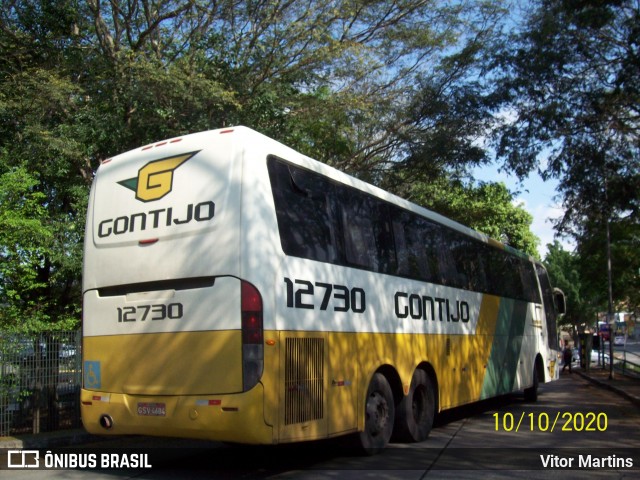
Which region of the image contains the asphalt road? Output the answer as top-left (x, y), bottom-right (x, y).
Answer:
top-left (3, 371), bottom-right (640, 479)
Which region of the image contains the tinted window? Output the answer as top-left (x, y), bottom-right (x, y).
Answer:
top-left (268, 158), bottom-right (337, 263)
top-left (392, 210), bottom-right (440, 282)
top-left (537, 264), bottom-right (558, 348)
top-left (340, 192), bottom-right (380, 270)
top-left (450, 236), bottom-right (488, 293)
top-left (335, 186), bottom-right (397, 273)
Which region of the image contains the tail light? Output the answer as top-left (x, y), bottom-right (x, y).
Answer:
top-left (241, 281), bottom-right (263, 391)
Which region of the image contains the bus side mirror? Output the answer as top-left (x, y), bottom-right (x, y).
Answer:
top-left (554, 288), bottom-right (566, 315)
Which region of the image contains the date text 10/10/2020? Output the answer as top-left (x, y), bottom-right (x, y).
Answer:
top-left (493, 412), bottom-right (607, 433)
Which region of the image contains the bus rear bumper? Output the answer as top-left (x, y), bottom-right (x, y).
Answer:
top-left (81, 383), bottom-right (273, 444)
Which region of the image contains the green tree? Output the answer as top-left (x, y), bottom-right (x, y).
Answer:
top-left (82, 0), bottom-right (508, 171)
top-left (543, 240), bottom-right (591, 329)
top-left (492, 0), bottom-right (639, 210)
top-left (0, 167), bottom-right (56, 331)
top-left (490, 0), bottom-right (639, 315)
top-left (395, 176), bottom-right (540, 257)
top-left (575, 218), bottom-right (640, 315)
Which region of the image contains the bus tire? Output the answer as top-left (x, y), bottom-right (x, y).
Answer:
top-left (358, 373), bottom-right (395, 454)
top-left (524, 363), bottom-right (539, 402)
top-left (393, 369), bottom-right (435, 443)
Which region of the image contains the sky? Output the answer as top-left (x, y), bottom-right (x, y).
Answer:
top-left (471, 165), bottom-right (575, 259)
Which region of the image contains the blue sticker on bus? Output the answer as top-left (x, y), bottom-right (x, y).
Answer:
top-left (84, 361), bottom-right (102, 389)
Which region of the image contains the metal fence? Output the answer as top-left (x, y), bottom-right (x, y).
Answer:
top-left (618, 350), bottom-right (640, 378)
top-left (0, 330), bottom-right (82, 437)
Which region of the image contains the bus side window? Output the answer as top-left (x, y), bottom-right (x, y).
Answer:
top-left (536, 264), bottom-right (559, 349)
top-left (340, 194), bottom-right (379, 270)
top-left (485, 248), bottom-right (519, 299)
top-left (392, 211), bottom-right (435, 282)
top-left (392, 214), bottom-right (409, 277)
top-left (451, 237), bottom-right (487, 293)
top-left (372, 203), bottom-right (397, 275)
top-left (434, 228), bottom-right (457, 286)
top-left (338, 192), bottom-right (397, 274)
top-left (268, 157), bottom-right (337, 263)
top-left (519, 260), bottom-right (541, 303)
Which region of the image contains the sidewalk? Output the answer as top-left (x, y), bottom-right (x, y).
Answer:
top-left (573, 361), bottom-right (640, 409)
top-left (0, 428), bottom-right (98, 449)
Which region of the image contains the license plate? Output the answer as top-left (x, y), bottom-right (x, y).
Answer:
top-left (137, 402), bottom-right (166, 416)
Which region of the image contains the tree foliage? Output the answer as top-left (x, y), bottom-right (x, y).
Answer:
top-left (0, 163), bottom-right (84, 332)
top-left (543, 241), bottom-right (590, 328)
top-left (575, 218), bottom-right (640, 314)
top-left (491, 0), bottom-right (640, 314)
top-left (395, 176), bottom-right (540, 257)
top-left (493, 0), bottom-right (639, 211)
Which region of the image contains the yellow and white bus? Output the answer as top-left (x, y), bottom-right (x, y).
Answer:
top-left (81, 126), bottom-right (564, 452)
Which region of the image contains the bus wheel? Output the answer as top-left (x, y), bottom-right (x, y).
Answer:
top-left (524, 363), bottom-right (539, 402)
top-left (393, 369), bottom-right (435, 443)
top-left (358, 373), bottom-right (395, 454)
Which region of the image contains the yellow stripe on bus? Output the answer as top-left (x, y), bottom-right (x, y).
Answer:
top-left (83, 331), bottom-right (243, 396)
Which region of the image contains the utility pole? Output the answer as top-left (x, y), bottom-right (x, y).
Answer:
top-left (606, 217), bottom-right (614, 380)
top-left (603, 165), bottom-right (614, 381)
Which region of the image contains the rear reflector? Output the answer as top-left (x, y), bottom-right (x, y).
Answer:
top-left (139, 238), bottom-right (159, 245)
top-left (195, 399), bottom-right (221, 406)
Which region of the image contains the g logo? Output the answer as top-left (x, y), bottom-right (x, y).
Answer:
top-left (118, 151), bottom-right (199, 202)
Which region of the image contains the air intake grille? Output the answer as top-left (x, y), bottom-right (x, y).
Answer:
top-left (285, 338), bottom-right (324, 425)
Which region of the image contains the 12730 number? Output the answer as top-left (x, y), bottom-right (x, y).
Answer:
top-left (284, 277), bottom-right (366, 313)
top-left (117, 303), bottom-right (184, 323)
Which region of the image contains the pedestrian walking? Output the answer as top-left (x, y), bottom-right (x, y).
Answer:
top-left (562, 342), bottom-right (572, 373)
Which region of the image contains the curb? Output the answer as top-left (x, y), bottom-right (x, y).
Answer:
top-left (575, 370), bottom-right (640, 409)
top-left (0, 429), bottom-right (99, 449)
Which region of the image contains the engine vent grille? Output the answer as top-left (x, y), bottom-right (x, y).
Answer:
top-left (284, 337), bottom-right (324, 425)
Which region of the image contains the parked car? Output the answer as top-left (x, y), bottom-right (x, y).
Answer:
top-left (9, 338), bottom-right (46, 363)
top-left (614, 335), bottom-right (625, 346)
top-left (572, 348), bottom-right (580, 363)
top-left (59, 344), bottom-right (77, 359)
